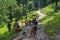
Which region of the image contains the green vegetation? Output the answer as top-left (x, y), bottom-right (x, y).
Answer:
top-left (0, 0), bottom-right (60, 40)
top-left (0, 11), bottom-right (38, 40)
top-left (41, 1), bottom-right (60, 36)
top-left (0, 0), bottom-right (39, 40)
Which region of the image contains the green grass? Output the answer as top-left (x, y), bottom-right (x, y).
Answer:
top-left (40, 16), bottom-right (55, 24)
top-left (41, 2), bottom-right (60, 36)
top-left (0, 31), bottom-right (15, 40)
top-left (0, 21), bottom-right (16, 40)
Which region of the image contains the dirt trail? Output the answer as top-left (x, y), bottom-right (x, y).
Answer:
top-left (37, 10), bottom-right (45, 20)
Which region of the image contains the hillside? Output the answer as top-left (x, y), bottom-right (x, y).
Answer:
top-left (40, 1), bottom-right (60, 39)
top-left (0, 0), bottom-right (60, 40)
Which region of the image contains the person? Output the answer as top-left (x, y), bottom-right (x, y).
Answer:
top-left (14, 19), bottom-right (20, 33)
top-left (31, 25), bottom-right (38, 40)
top-left (31, 18), bottom-right (38, 36)
top-left (7, 21), bottom-right (11, 32)
top-left (32, 18), bottom-right (38, 25)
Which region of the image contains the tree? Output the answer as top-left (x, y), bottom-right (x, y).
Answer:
top-left (16, 0), bottom-right (21, 6)
top-left (55, 0), bottom-right (59, 6)
top-left (51, 0), bottom-right (59, 6)
top-left (43, 0), bottom-right (46, 6)
top-left (8, 6), bottom-right (12, 22)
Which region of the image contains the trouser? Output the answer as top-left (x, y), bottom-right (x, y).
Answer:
top-left (31, 26), bottom-right (37, 36)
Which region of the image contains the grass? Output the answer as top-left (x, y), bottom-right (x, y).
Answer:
top-left (40, 16), bottom-right (55, 24)
top-left (41, 2), bottom-right (60, 36)
top-left (0, 20), bottom-right (18, 40)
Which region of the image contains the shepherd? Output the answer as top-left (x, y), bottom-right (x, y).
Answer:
top-left (14, 19), bottom-right (20, 33)
top-left (31, 18), bottom-right (38, 35)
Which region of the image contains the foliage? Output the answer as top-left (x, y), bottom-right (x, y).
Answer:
top-left (0, 0), bottom-right (60, 40)
top-left (41, 1), bottom-right (60, 36)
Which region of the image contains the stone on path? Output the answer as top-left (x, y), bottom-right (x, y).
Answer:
top-left (23, 38), bottom-right (31, 40)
